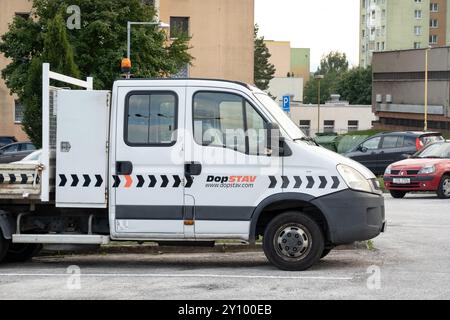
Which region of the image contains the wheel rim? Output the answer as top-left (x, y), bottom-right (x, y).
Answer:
top-left (442, 178), bottom-right (450, 197)
top-left (274, 224), bottom-right (312, 260)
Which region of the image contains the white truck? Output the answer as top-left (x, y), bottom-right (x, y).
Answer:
top-left (0, 63), bottom-right (386, 271)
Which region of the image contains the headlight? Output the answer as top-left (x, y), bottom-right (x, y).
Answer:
top-left (418, 165), bottom-right (436, 174)
top-left (337, 164), bottom-right (380, 194)
top-left (385, 166), bottom-right (392, 175)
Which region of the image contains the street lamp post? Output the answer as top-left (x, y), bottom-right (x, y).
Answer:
top-left (424, 46), bottom-right (431, 132)
top-left (127, 21), bottom-right (170, 59)
top-left (315, 75), bottom-right (324, 135)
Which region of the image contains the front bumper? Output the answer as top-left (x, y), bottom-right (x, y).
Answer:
top-left (384, 175), bottom-right (439, 191)
top-left (311, 189), bottom-right (385, 245)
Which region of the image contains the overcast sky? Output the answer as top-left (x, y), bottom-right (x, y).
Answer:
top-left (255, 0), bottom-right (360, 72)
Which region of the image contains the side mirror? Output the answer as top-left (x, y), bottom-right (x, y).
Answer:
top-left (358, 146), bottom-right (368, 153)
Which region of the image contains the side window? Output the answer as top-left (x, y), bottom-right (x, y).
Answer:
top-left (20, 143), bottom-right (36, 151)
top-left (362, 137), bottom-right (381, 150)
top-left (3, 144), bottom-right (19, 153)
top-left (125, 92), bottom-right (177, 146)
top-left (381, 136), bottom-right (399, 149)
top-left (193, 92), bottom-right (268, 155)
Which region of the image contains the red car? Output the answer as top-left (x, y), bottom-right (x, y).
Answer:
top-left (384, 141), bottom-right (450, 199)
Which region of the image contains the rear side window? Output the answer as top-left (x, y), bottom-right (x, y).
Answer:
top-left (125, 92), bottom-right (177, 146)
top-left (421, 135), bottom-right (444, 146)
top-left (381, 136), bottom-right (400, 149)
top-left (20, 143), bottom-right (36, 151)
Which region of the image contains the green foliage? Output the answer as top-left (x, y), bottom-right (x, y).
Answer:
top-left (303, 51), bottom-right (349, 104)
top-left (254, 25), bottom-right (275, 90)
top-left (0, 0), bottom-right (192, 146)
top-left (337, 66), bottom-right (372, 105)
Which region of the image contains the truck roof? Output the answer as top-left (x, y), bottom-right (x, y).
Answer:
top-left (113, 78), bottom-right (260, 92)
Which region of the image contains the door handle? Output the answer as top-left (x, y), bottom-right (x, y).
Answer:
top-left (185, 162), bottom-right (202, 176)
top-left (116, 161), bottom-right (133, 175)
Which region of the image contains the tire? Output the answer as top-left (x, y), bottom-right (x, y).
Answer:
top-left (320, 248), bottom-right (332, 259)
top-left (263, 212), bottom-right (324, 271)
top-left (5, 244), bottom-right (42, 262)
top-left (390, 190), bottom-right (406, 199)
top-left (437, 175), bottom-right (450, 199)
top-left (0, 230), bottom-right (10, 263)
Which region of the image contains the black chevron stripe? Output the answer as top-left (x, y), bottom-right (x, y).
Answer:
top-left (112, 175), bottom-right (121, 188)
top-left (21, 174), bottom-right (28, 184)
top-left (331, 176), bottom-right (340, 189)
top-left (59, 174), bottom-right (67, 187)
top-left (161, 175), bottom-right (169, 188)
top-left (294, 176), bottom-right (302, 189)
top-left (71, 174), bottom-right (79, 187)
top-left (9, 174), bottom-right (16, 184)
top-left (269, 176), bottom-right (277, 188)
top-left (319, 176), bottom-right (327, 189)
top-left (83, 174), bottom-right (91, 187)
top-left (136, 175), bottom-right (145, 188)
top-left (148, 175), bottom-right (157, 188)
top-left (281, 176), bottom-right (290, 189)
top-left (95, 175), bottom-right (103, 187)
top-left (306, 176), bottom-right (315, 189)
top-left (173, 175), bottom-right (181, 188)
top-left (0, 174), bottom-right (4, 184)
top-left (185, 175), bottom-right (194, 188)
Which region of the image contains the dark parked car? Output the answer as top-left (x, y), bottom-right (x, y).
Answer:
top-left (344, 132), bottom-right (444, 175)
top-left (0, 142), bottom-right (37, 164)
top-left (0, 136), bottom-right (17, 148)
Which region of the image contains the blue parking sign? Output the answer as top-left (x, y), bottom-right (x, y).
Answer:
top-left (282, 96), bottom-right (290, 113)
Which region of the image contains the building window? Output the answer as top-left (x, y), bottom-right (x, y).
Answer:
top-left (414, 26), bottom-right (422, 36)
top-left (415, 10), bottom-right (422, 19)
top-left (125, 92), bottom-right (178, 146)
top-left (414, 42), bottom-right (422, 49)
top-left (430, 19), bottom-right (438, 28)
top-left (170, 17), bottom-right (189, 38)
top-left (381, 42), bottom-right (385, 50)
top-left (414, 0), bottom-right (422, 3)
top-left (14, 100), bottom-right (24, 124)
top-left (430, 3), bottom-right (439, 12)
top-left (430, 35), bottom-right (438, 44)
top-left (348, 121), bottom-right (359, 132)
top-left (299, 120), bottom-right (311, 136)
top-left (323, 120), bottom-right (335, 134)
top-left (371, 10), bottom-right (376, 19)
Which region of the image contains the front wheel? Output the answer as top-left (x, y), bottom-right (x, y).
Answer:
top-left (437, 175), bottom-right (450, 199)
top-left (0, 230), bottom-right (10, 263)
top-left (263, 212), bottom-right (324, 271)
top-left (390, 190), bottom-right (406, 199)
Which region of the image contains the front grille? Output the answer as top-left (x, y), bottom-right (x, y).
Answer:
top-left (391, 170), bottom-right (400, 175)
top-left (407, 170), bottom-right (420, 175)
top-left (390, 182), bottom-right (421, 189)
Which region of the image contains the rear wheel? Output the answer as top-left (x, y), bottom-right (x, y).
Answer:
top-left (0, 230), bottom-right (10, 263)
top-left (5, 244), bottom-right (42, 262)
top-left (437, 175), bottom-right (450, 199)
top-left (263, 212), bottom-right (324, 271)
top-left (390, 190), bottom-right (406, 199)
top-left (320, 248), bottom-right (332, 259)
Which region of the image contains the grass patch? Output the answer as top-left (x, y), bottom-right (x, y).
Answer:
top-left (366, 240), bottom-right (375, 251)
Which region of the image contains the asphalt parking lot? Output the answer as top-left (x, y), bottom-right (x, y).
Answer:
top-left (0, 194), bottom-right (449, 300)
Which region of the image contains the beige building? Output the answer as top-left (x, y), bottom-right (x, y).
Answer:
top-left (0, 0), bottom-right (32, 141)
top-left (0, 0), bottom-right (255, 140)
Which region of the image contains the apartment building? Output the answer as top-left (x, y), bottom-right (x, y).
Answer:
top-left (0, 0), bottom-right (254, 140)
top-left (360, 0), bottom-right (450, 67)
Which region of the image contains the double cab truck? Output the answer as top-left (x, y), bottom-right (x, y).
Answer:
top-left (0, 64), bottom-right (386, 271)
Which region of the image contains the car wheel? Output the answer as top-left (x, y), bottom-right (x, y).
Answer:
top-left (390, 190), bottom-right (406, 199)
top-left (437, 175), bottom-right (450, 199)
top-left (320, 248), bottom-right (332, 259)
top-left (5, 244), bottom-right (42, 262)
top-left (263, 212), bottom-right (324, 271)
top-left (0, 230), bottom-right (10, 263)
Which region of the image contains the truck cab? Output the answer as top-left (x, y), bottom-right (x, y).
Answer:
top-left (0, 65), bottom-right (386, 271)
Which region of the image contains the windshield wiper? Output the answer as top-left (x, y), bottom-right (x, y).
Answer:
top-left (294, 137), bottom-right (319, 146)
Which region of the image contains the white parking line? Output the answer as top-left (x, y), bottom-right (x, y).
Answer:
top-left (0, 273), bottom-right (353, 281)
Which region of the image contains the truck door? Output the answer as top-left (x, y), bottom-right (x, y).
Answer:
top-left (112, 87), bottom-right (187, 238)
top-left (185, 88), bottom-right (282, 240)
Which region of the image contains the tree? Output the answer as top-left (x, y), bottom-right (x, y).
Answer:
top-left (254, 25), bottom-right (275, 90)
top-left (303, 51), bottom-right (349, 104)
top-left (337, 66), bottom-right (372, 105)
top-left (0, 0), bottom-right (192, 146)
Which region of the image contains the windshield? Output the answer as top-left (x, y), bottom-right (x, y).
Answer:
top-left (414, 143), bottom-right (450, 158)
top-left (253, 93), bottom-right (305, 140)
